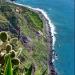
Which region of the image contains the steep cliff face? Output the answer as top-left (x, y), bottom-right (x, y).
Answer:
top-left (0, 2), bottom-right (48, 75)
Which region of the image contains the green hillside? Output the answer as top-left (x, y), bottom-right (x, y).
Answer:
top-left (0, 2), bottom-right (48, 75)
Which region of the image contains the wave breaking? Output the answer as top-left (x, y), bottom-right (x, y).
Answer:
top-left (14, 2), bottom-right (57, 49)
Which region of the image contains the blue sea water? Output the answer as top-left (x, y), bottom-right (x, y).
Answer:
top-left (16, 0), bottom-right (74, 75)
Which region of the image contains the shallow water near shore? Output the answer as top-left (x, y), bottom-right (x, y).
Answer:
top-left (16, 0), bottom-right (74, 75)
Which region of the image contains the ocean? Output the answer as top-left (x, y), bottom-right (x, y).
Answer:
top-left (15, 0), bottom-right (74, 75)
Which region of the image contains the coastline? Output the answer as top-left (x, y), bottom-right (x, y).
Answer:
top-left (14, 2), bottom-right (57, 48)
top-left (8, 2), bottom-right (57, 75)
top-left (35, 9), bottom-right (57, 75)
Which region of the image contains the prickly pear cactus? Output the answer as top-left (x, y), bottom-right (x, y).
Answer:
top-left (0, 31), bottom-right (22, 75)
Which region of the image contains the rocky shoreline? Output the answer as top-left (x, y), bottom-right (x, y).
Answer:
top-left (7, 1), bottom-right (57, 75)
top-left (33, 9), bottom-right (57, 75)
top-left (21, 5), bottom-right (57, 75)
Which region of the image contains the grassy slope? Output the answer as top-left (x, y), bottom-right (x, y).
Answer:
top-left (0, 2), bottom-right (48, 74)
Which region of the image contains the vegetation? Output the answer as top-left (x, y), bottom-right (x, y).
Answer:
top-left (0, 2), bottom-right (48, 75)
top-left (0, 32), bottom-right (21, 75)
top-left (28, 11), bottom-right (43, 31)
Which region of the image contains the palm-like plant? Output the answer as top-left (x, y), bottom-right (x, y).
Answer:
top-left (4, 56), bottom-right (13, 75)
top-left (0, 31), bottom-right (21, 75)
top-left (24, 65), bottom-right (32, 75)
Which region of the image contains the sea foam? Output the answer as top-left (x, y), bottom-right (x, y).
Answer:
top-left (33, 8), bottom-right (57, 49)
top-left (14, 2), bottom-right (57, 49)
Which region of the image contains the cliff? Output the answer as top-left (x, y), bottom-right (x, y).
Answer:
top-left (0, 1), bottom-right (57, 75)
